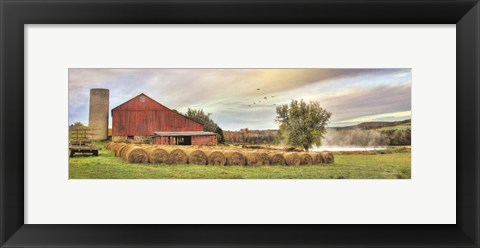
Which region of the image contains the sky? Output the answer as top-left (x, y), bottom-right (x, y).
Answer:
top-left (69, 68), bottom-right (411, 130)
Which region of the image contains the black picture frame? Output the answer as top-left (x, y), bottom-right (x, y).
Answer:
top-left (1, 0), bottom-right (479, 247)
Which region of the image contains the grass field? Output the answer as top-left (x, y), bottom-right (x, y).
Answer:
top-left (377, 125), bottom-right (411, 131)
top-left (69, 142), bottom-right (411, 179)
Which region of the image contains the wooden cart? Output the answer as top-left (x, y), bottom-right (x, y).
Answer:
top-left (69, 145), bottom-right (99, 157)
top-left (69, 129), bottom-right (100, 157)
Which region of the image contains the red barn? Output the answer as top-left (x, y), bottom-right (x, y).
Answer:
top-left (111, 93), bottom-right (217, 145)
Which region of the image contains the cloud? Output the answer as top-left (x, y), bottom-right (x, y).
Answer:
top-left (335, 111), bottom-right (412, 126)
top-left (393, 72), bottom-right (410, 78)
top-left (320, 81), bottom-right (411, 123)
top-left (69, 68), bottom-right (411, 130)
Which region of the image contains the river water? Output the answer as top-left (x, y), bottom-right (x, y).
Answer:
top-left (311, 146), bottom-right (387, 152)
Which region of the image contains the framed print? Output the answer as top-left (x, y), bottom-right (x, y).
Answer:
top-left (1, 0), bottom-right (479, 247)
top-left (27, 26), bottom-right (449, 225)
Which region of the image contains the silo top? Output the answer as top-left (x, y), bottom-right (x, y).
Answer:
top-left (90, 88), bottom-right (109, 92)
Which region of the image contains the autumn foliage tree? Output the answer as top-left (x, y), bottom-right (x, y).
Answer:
top-left (275, 99), bottom-right (331, 151)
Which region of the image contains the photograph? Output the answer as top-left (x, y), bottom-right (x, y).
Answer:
top-left (68, 68), bottom-right (411, 179)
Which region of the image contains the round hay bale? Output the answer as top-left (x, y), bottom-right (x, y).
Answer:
top-left (136, 144), bottom-right (151, 147)
top-left (184, 149), bottom-right (208, 165)
top-left (310, 152), bottom-right (325, 164)
top-left (145, 147), bottom-right (169, 164)
top-left (119, 144), bottom-right (133, 158)
top-left (299, 153), bottom-right (313, 165)
top-left (114, 142), bottom-right (126, 149)
top-left (114, 144), bottom-right (129, 157)
top-left (245, 152), bottom-right (270, 166)
top-left (224, 151), bottom-right (246, 165)
top-left (206, 151), bottom-right (226, 165)
top-left (109, 143), bottom-right (122, 154)
top-left (321, 152), bottom-right (334, 164)
top-left (165, 148), bottom-right (188, 164)
top-left (105, 142), bottom-right (114, 150)
top-left (122, 146), bottom-right (149, 164)
top-left (105, 142), bottom-right (113, 150)
top-left (268, 153), bottom-right (286, 165)
top-left (284, 152), bottom-right (301, 166)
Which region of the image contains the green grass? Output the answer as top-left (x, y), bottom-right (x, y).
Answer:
top-left (377, 125), bottom-right (411, 131)
top-left (69, 142), bottom-right (411, 179)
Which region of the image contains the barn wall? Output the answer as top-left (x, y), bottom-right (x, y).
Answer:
top-left (113, 135), bottom-right (152, 144)
top-left (112, 136), bottom-right (128, 142)
top-left (113, 94), bottom-right (170, 111)
top-left (112, 110), bottom-right (204, 136)
top-left (154, 136), bottom-right (173, 145)
top-left (112, 94), bottom-right (204, 136)
top-left (192, 135), bottom-right (217, 145)
top-left (154, 135), bottom-right (217, 145)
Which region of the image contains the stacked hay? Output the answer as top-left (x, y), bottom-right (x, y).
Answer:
top-left (284, 152), bottom-right (301, 166)
top-left (299, 153), bottom-right (313, 165)
top-left (309, 152), bottom-right (325, 165)
top-left (245, 152), bottom-right (270, 166)
top-left (164, 147), bottom-right (188, 164)
top-left (122, 146), bottom-right (149, 164)
top-left (114, 143), bottom-right (129, 157)
top-left (119, 144), bottom-right (133, 158)
top-left (108, 143), bottom-right (118, 152)
top-left (321, 152), bottom-right (334, 164)
top-left (184, 149), bottom-right (208, 165)
top-left (206, 150), bottom-right (226, 165)
top-left (268, 153), bottom-right (286, 165)
top-left (224, 151), bottom-right (246, 166)
top-left (145, 146), bottom-right (169, 164)
top-left (136, 144), bottom-right (152, 147)
top-left (109, 143), bottom-right (121, 153)
top-left (105, 142), bottom-right (114, 150)
top-left (105, 142), bottom-right (334, 166)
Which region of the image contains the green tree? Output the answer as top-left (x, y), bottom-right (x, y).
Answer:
top-left (215, 126), bottom-right (225, 144)
top-left (185, 108), bottom-right (225, 144)
top-left (275, 99), bottom-right (331, 151)
top-left (70, 122), bottom-right (87, 129)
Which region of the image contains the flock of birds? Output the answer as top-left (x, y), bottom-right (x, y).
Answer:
top-left (248, 88), bottom-right (277, 108)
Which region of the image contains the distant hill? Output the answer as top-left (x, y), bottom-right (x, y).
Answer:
top-left (224, 129), bottom-right (280, 144)
top-left (332, 119), bottom-right (411, 130)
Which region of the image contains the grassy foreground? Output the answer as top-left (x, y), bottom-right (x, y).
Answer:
top-left (69, 142), bottom-right (410, 179)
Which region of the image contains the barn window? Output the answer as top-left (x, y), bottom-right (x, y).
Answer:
top-left (127, 135), bottom-right (134, 140)
top-left (139, 95), bottom-right (145, 102)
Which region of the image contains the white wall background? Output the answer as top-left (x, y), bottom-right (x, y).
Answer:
top-left (25, 25), bottom-right (456, 224)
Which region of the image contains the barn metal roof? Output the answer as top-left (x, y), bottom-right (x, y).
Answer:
top-left (153, 131), bottom-right (217, 136)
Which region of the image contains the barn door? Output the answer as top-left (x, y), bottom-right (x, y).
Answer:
top-left (177, 136), bottom-right (192, 145)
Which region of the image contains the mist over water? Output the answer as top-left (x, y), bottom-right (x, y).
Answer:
top-left (312, 128), bottom-right (387, 152)
top-left (324, 128), bottom-right (386, 147)
top-left (311, 146), bottom-right (386, 152)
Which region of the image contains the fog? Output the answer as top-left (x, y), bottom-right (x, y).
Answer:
top-left (310, 128), bottom-right (388, 152)
top-left (311, 146), bottom-right (386, 152)
top-left (321, 128), bottom-right (387, 147)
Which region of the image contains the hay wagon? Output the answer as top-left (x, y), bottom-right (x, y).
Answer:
top-left (69, 145), bottom-right (99, 157)
top-left (69, 129), bottom-right (100, 157)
